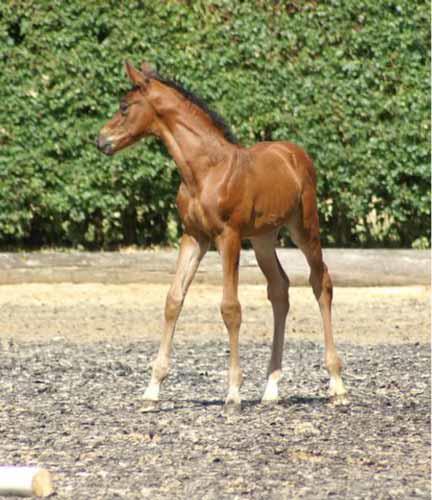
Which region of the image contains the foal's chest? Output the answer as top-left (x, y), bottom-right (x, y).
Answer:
top-left (176, 184), bottom-right (223, 237)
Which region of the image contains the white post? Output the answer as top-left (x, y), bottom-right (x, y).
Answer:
top-left (0, 467), bottom-right (54, 497)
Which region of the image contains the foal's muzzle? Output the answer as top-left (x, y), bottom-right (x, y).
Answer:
top-left (96, 135), bottom-right (114, 156)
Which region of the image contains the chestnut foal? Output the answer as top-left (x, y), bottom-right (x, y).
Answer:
top-left (97, 61), bottom-right (348, 413)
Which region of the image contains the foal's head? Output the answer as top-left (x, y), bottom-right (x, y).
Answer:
top-left (97, 61), bottom-right (156, 155)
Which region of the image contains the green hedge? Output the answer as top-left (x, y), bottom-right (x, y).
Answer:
top-left (0, 0), bottom-right (430, 249)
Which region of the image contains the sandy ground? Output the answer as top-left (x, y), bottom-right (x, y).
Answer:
top-left (0, 283), bottom-right (429, 345)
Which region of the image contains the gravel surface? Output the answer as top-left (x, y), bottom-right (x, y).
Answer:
top-left (0, 339), bottom-right (430, 499)
top-left (0, 283), bottom-right (430, 498)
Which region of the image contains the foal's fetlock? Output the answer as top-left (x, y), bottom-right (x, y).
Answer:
top-left (325, 354), bottom-right (342, 376)
top-left (223, 382), bottom-right (242, 416)
top-left (152, 357), bottom-right (170, 382)
top-left (142, 357), bottom-right (170, 410)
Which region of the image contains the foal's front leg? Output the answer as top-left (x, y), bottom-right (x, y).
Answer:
top-left (142, 233), bottom-right (209, 411)
top-left (217, 230), bottom-right (243, 415)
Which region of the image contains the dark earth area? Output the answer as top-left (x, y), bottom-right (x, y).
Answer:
top-left (0, 284), bottom-right (430, 499)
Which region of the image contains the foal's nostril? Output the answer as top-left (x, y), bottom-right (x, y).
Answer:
top-left (96, 135), bottom-right (113, 155)
top-left (96, 135), bottom-right (110, 152)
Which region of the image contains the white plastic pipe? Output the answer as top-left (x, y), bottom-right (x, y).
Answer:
top-left (0, 467), bottom-right (53, 497)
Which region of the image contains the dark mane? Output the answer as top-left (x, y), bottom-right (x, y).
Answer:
top-left (154, 73), bottom-right (239, 145)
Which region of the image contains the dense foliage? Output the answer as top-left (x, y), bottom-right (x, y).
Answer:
top-left (0, 0), bottom-right (430, 249)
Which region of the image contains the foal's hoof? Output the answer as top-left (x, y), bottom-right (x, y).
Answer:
top-left (222, 401), bottom-right (242, 416)
top-left (140, 400), bottom-right (161, 413)
top-left (330, 393), bottom-right (350, 406)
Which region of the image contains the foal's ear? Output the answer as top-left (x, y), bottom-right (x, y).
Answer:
top-left (124, 60), bottom-right (149, 88)
top-left (141, 62), bottom-right (156, 77)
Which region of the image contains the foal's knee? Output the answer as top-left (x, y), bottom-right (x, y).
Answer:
top-left (220, 300), bottom-right (242, 331)
top-left (165, 290), bottom-right (183, 322)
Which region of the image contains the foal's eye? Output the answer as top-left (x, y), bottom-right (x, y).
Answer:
top-left (120, 102), bottom-right (128, 115)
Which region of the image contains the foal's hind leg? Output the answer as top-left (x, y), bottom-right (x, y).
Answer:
top-left (142, 233), bottom-right (209, 410)
top-left (289, 192), bottom-right (348, 404)
top-left (251, 232), bottom-right (289, 403)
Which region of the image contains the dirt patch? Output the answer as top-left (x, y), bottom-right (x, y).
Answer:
top-left (0, 283), bottom-right (429, 345)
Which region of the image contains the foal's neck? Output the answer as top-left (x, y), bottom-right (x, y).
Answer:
top-left (151, 84), bottom-right (238, 194)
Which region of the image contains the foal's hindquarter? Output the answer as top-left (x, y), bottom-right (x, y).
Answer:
top-left (143, 140), bottom-right (347, 412)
